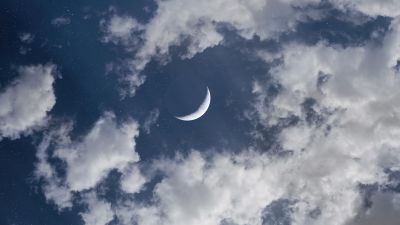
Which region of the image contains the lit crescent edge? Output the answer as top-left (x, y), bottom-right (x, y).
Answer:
top-left (175, 87), bottom-right (211, 121)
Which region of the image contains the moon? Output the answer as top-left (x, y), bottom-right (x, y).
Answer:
top-left (175, 87), bottom-right (211, 121)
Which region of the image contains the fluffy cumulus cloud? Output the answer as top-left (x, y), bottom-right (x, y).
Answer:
top-left (116, 147), bottom-right (379, 225)
top-left (249, 17), bottom-right (400, 225)
top-left (131, 0), bottom-right (316, 70)
top-left (103, 0), bottom-right (324, 96)
top-left (0, 64), bottom-right (56, 140)
top-left (113, 16), bottom-right (400, 225)
top-left (35, 112), bottom-right (143, 208)
top-left (81, 193), bottom-right (114, 225)
top-left (101, 14), bottom-right (143, 47)
top-left (111, 13), bottom-right (400, 225)
top-left (35, 1), bottom-right (400, 225)
top-left (102, 0), bottom-right (400, 96)
top-left (120, 165), bottom-right (147, 194)
top-left (56, 112), bottom-right (140, 191)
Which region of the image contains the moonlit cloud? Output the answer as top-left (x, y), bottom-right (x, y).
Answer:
top-left (19, 32), bottom-right (34, 44)
top-left (103, 0), bottom-right (400, 96)
top-left (35, 112), bottom-right (142, 208)
top-left (331, 0), bottom-right (400, 17)
top-left (51, 16), bottom-right (71, 27)
top-left (103, 0), bottom-right (323, 96)
top-left (120, 165), bottom-right (147, 194)
top-left (56, 112), bottom-right (140, 191)
top-left (33, 1), bottom-right (400, 225)
top-left (249, 16), bottom-right (400, 225)
top-left (0, 64), bottom-right (56, 140)
top-left (349, 193), bottom-right (400, 225)
top-left (107, 8), bottom-right (400, 225)
top-left (101, 14), bottom-right (143, 47)
top-left (81, 193), bottom-right (114, 225)
top-left (142, 108), bottom-right (159, 134)
top-left (118, 16), bottom-right (400, 223)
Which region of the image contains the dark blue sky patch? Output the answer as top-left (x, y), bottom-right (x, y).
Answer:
top-left (0, 137), bottom-right (83, 225)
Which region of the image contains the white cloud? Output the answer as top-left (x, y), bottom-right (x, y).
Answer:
top-left (81, 193), bottom-right (115, 225)
top-left (101, 14), bottom-right (143, 47)
top-left (19, 32), bottom-right (34, 44)
top-left (0, 64), bottom-right (56, 140)
top-left (33, 2), bottom-right (400, 225)
top-left (142, 108), bottom-right (159, 134)
top-left (248, 16), bottom-right (400, 225)
top-left (91, 12), bottom-right (400, 225)
top-left (103, 0), bottom-right (400, 96)
top-left (104, 60), bottom-right (146, 97)
top-left (120, 165), bottom-right (147, 194)
top-left (35, 112), bottom-right (142, 210)
top-left (137, 151), bottom-right (278, 225)
top-left (35, 122), bottom-right (75, 209)
top-left (331, 0), bottom-right (400, 18)
top-left (54, 112), bottom-right (140, 191)
top-left (113, 144), bottom-right (381, 225)
top-left (51, 16), bottom-right (71, 27)
top-left (104, 0), bottom-right (323, 95)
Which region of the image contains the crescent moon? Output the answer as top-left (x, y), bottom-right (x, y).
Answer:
top-left (175, 87), bottom-right (211, 121)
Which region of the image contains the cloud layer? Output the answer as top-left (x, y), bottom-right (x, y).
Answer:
top-left (35, 112), bottom-right (142, 209)
top-left (102, 0), bottom-right (400, 96)
top-left (103, 0), bottom-right (325, 96)
top-left (0, 64), bottom-right (56, 139)
top-left (34, 1), bottom-right (400, 225)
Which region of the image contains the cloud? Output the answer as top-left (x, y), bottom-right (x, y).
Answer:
top-left (51, 16), bottom-right (71, 27)
top-left (19, 32), bottom-right (34, 44)
top-left (101, 14), bottom-right (143, 47)
top-left (55, 112), bottom-right (140, 191)
top-left (35, 112), bottom-right (142, 209)
top-left (120, 165), bottom-right (147, 194)
top-left (34, 2), bottom-right (400, 225)
top-left (0, 64), bottom-right (56, 140)
top-left (35, 122), bottom-right (75, 209)
top-left (103, 0), bottom-right (400, 96)
top-left (18, 33), bottom-right (34, 55)
top-left (142, 108), bottom-right (159, 134)
top-left (103, 0), bottom-right (324, 96)
top-left (132, 151), bottom-right (279, 225)
top-left (348, 192), bottom-right (400, 225)
top-left (81, 193), bottom-right (114, 225)
top-left (247, 16), bottom-right (400, 225)
top-left (331, 0), bottom-right (400, 18)
top-left (132, 0), bottom-right (317, 85)
top-left (112, 15), bottom-right (400, 225)
top-left (112, 144), bottom-right (380, 225)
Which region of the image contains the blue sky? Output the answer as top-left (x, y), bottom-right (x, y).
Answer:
top-left (1, 0), bottom-right (400, 225)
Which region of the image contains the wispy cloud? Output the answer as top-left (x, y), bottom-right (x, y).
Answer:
top-left (51, 16), bottom-right (71, 27)
top-left (19, 32), bottom-right (34, 44)
top-left (142, 108), bottom-right (160, 134)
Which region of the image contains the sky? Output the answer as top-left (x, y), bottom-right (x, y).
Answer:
top-left (1, 0), bottom-right (400, 225)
